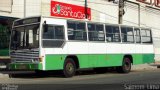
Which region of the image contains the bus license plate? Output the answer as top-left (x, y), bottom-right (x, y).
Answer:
top-left (18, 65), bottom-right (27, 69)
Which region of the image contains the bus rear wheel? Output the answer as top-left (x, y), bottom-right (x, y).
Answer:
top-left (116, 57), bottom-right (131, 73)
top-left (63, 58), bottom-right (76, 78)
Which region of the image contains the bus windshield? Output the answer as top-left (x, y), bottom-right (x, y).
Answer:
top-left (11, 24), bottom-right (39, 50)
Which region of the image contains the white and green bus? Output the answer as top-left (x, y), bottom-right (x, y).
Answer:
top-left (9, 16), bottom-right (154, 77)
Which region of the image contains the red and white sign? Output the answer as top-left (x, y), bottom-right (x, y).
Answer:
top-left (136, 0), bottom-right (160, 8)
top-left (51, 1), bottom-right (91, 20)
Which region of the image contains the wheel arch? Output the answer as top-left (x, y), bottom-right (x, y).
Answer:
top-left (116, 54), bottom-right (133, 73)
top-left (65, 55), bottom-right (80, 69)
top-left (123, 54), bottom-right (133, 64)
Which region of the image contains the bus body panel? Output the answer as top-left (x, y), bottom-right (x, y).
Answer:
top-left (43, 41), bottom-right (154, 70)
top-left (9, 63), bottom-right (43, 70)
top-left (43, 54), bottom-right (154, 70)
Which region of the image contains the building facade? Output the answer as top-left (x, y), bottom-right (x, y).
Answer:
top-left (0, 0), bottom-right (160, 62)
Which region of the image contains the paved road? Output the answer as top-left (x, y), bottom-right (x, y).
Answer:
top-left (0, 69), bottom-right (160, 90)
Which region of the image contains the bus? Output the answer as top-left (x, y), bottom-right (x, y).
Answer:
top-left (9, 16), bottom-right (154, 77)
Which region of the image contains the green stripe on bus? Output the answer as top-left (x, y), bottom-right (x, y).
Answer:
top-left (9, 63), bottom-right (43, 70)
top-left (45, 54), bottom-right (154, 70)
top-left (45, 55), bottom-right (67, 70)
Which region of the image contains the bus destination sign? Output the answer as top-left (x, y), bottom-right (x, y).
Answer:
top-left (14, 17), bottom-right (41, 26)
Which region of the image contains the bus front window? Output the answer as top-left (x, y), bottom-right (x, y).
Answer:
top-left (11, 24), bottom-right (39, 50)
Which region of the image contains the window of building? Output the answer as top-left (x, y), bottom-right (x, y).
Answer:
top-left (141, 28), bottom-right (152, 43)
top-left (121, 27), bottom-right (134, 43)
top-left (88, 23), bottom-right (105, 41)
top-left (105, 25), bottom-right (120, 42)
top-left (67, 21), bottom-right (87, 41)
top-left (134, 28), bottom-right (141, 43)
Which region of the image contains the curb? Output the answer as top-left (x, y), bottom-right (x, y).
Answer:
top-left (0, 73), bottom-right (9, 78)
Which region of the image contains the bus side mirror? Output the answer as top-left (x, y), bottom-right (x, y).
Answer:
top-left (43, 21), bottom-right (48, 32)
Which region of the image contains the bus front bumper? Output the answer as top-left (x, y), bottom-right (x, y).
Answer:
top-left (9, 63), bottom-right (42, 70)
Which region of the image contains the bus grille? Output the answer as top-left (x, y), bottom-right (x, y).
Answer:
top-left (10, 49), bottom-right (39, 63)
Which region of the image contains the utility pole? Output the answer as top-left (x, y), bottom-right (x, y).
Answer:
top-left (85, 0), bottom-right (88, 19)
top-left (118, 0), bottom-right (125, 24)
top-left (24, 0), bottom-right (26, 18)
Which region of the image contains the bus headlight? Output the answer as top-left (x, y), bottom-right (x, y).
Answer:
top-left (39, 56), bottom-right (44, 62)
top-left (32, 59), bottom-right (37, 63)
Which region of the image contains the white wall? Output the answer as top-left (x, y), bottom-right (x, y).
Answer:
top-left (0, 0), bottom-right (24, 18)
top-left (0, 0), bottom-right (12, 12)
top-left (0, 0), bottom-right (41, 18)
top-left (25, 0), bottom-right (41, 17)
top-left (147, 8), bottom-right (160, 61)
top-left (123, 2), bottom-right (139, 26)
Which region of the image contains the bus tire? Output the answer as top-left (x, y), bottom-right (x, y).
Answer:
top-left (157, 66), bottom-right (160, 68)
top-left (63, 58), bottom-right (76, 78)
top-left (116, 57), bottom-right (131, 73)
top-left (9, 74), bottom-right (18, 78)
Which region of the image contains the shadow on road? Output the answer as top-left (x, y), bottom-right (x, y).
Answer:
top-left (0, 68), bottom-right (136, 78)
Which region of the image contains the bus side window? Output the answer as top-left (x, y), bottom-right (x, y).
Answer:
top-left (75, 22), bottom-right (86, 40)
top-left (134, 28), bottom-right (141, 43)
top-left (121, 26), bottom-right (134, 43)
top-left (42, 25), bottom-right (65, 48)
top-left (88, 23), bottom-right (97, 41)
top-left (88, 23), bottom-right (104, 41)
top-left (96, 24), bottom-right (105, 41)
top-left (67, 21), bottom-right (87, 41)
top-left (105, 25), bottom-right (120, 42)
top-left (141, 29), bottom-right (152, 44)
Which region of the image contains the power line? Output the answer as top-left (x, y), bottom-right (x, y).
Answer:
top-left (91, 8), bottom-right (117, 19)
top-left (73, 0), bottom-right (118, 6)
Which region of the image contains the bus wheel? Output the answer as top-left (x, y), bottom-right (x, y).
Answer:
top-left (63, 58), bottom-right (76, 78)
top-left (9, 74), bottom-right (18, 78)
top-left (116, 57), bottom-right (131, 73)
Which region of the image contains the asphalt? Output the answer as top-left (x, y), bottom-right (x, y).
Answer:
top-left (0, 69), bottom-right (160, 90)
top-left (0, 64), bottom-right (159, 90)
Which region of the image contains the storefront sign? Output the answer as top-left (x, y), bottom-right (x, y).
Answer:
top-left (51, 1), bottom-right (91, 20)
top-left (136, 0), bottom-right (160, 8)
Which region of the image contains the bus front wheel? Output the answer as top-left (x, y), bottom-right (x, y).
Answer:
top-left (63, 58), bottom-right (76, 78)
top-left (116, 57), bottom-right (131, 73)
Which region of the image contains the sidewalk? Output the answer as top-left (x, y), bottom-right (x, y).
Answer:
top-left (132, 64), bottom-right (158, 70)
top-left (0, 73), bottom-right (9, 78)
top-left (150, 61), bottom-right (160, 67)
